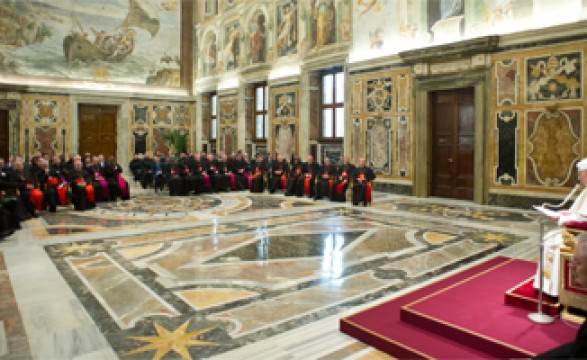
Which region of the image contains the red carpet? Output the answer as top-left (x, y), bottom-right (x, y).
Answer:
top-left (504, 276), bottom-right (559, 316)
top-left (340, 256), bottom-right (578, 358)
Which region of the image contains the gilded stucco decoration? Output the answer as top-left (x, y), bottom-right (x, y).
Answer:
top-left (527, 109), bottom-right (580, 186)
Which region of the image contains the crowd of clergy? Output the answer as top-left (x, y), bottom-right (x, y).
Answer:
top-left (0, 150), bottom-right (376, 240)
top-left (129, 150), bottom-right (376, 205)
top-left (0, 152), bottom-right (130, 239)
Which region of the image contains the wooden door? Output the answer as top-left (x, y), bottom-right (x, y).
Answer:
top-left (79, 105), bottom-right (117, 158)
top-left (0, 110), bottom-right (8, 161)
top-left (430, 88), bottom-right (474, 200)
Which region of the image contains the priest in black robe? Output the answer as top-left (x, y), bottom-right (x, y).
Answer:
top-left (352, 158), bottom-right (376, 206)
top-left (314, 157), bottom-right (337, 200)
top-left (333, 156), bottom-right (355, 202)
top-left (68, 159), bottom-right (96, 211)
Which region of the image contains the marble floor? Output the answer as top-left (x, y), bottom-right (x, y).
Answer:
top-left (0, 183), bottom-right (545, 360)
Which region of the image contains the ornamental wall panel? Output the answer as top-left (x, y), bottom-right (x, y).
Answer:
top-left (129, 101), bottom-right (193, 158)
top-left (19, 95), bottom-right (70, 160)
top-left (348, 68), bottom-right (413, 180)
top-left (490, 40), bottom-right (587, 195)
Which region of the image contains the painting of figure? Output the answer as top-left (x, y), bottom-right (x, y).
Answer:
top-left (203, 32), bottom-right (217, 75)
top-left (224, 23), bottom-right (240, 70)
top-left (277, 0), bottom-right (298, 57)
top-left (249, 11), bottom-right (266, 64)
top-left (275, 93), bottom-right (296, 118)
top-left (311, 0), bottom-right (336, 50)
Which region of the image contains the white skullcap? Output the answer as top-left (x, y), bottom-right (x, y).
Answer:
top-left (577, 158), bottom-right (587, 170)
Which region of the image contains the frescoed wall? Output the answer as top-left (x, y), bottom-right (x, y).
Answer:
top-left (348, 68), bottom-right (412, 179)
top-left (490, 40), bottom-right (587, 195)
top-left (129, 100), bottom-right (193, 159)
top-left (0, 0), bottom-right (181, 86)
top-left (348, 0), bottom-right (586, 63)
top-left (19, 95), bottom-right (70, 160)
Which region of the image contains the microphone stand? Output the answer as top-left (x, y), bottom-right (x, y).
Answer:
top-left (529, 184), bottom-right (580, 324)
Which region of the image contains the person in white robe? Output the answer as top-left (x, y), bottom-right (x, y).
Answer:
top-left (534, 158), bottom-right (587, 296)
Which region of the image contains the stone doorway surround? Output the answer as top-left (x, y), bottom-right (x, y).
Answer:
top-left (399, 36), bottom-right (499, 204)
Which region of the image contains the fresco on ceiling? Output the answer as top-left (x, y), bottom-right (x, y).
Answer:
top-left (0, 0), bottom-right (181, 86)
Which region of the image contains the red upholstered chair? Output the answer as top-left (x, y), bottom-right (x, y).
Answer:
top-left (559, 229), bottom-right (587, 312)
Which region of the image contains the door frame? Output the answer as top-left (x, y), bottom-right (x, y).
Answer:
top-left (72, 96), bottom-right (127, 168)
top-left (413, 69), bottom-right (489, 204)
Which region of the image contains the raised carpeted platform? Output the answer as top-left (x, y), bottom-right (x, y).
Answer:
top-left (340, 256), bottom-right (578, 358)
top-left (504, 276), bottom-right (559, 316)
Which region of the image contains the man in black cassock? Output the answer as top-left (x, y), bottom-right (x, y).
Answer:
top-left (249, 153), bottom-right (266, 193)
top-left (352, 157), bottom-right (376, 206)
top-left (285, 154), bottom-right (303, 196)
top-left (333, 156), bottom-right (355, 202)
top-left (314, 157), bottom-right (337, 200)
top-left (268, 154), bottom-right (289, 194)
top-left (301, 154), bottom-right (320, 198)
top-left (68, 159), bottom-right (95, 211)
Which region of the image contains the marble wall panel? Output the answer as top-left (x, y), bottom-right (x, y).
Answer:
top-left (351, 118), bottom-right (362, 165)
top-left (397, 74), bottom-right (409, 112)
top-left (366, 118), bottom-right (392, 175)
top-left (351, 80), bottom-right (362, 115)
top-left (525, 109), bottom-right (581, 187)
top-left (366, 78), bottom-right (392, 113)
top-left (275, 123), bottom-right (296, 160)
top-left (496, 59), bottom-right (518, 105)
top-left (526, 52), bottom-right (582, 102)
top-left (270, 85), bottom-right (299, 157)
top-left (348, 68), bottom-right (412, 180)
top-left (129, 101), bottom-right (193, 157)
top-left (491, 41), bottom-right (587, 196)
top-left (495, 111), bottom-right (518, 185)
top-left (396, 115), bottom-right (409, 177)
top-left (321, 143), bottom-right (343, 165)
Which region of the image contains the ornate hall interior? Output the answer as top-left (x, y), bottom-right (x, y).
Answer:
top-left (2, 0), bottom-right (587, 359)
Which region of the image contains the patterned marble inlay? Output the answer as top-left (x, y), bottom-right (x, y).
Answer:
top-left (0, 252), bottom-right (32, 360)
top-left (39, 194), bottom-right (534, 359)
top-left (380, 239), bottom-right (497, 278)
top-left (67, 253), bottom-right (179, 329)
top-left (176, 289), bottom-right (258, 311)
top-left (211, 272), bottom-right (394, 337)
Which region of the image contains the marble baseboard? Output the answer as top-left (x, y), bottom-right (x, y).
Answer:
top-left (488, 193), bottom-right (566, 209)
top-left (371, 182), bottom-right (412, 196)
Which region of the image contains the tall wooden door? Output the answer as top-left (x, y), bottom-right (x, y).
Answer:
top-left (79, 105), bottom-right (117, 158)
top-left (0, 110), bottom-right (8, 161)
top-left (430, 88), bottom-right (474, 200)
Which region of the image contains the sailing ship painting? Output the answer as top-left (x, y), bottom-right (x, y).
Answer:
top-left (63, 0), bottom-right (160, 63)
top-left (0, 0), bottom-right (180, 86)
